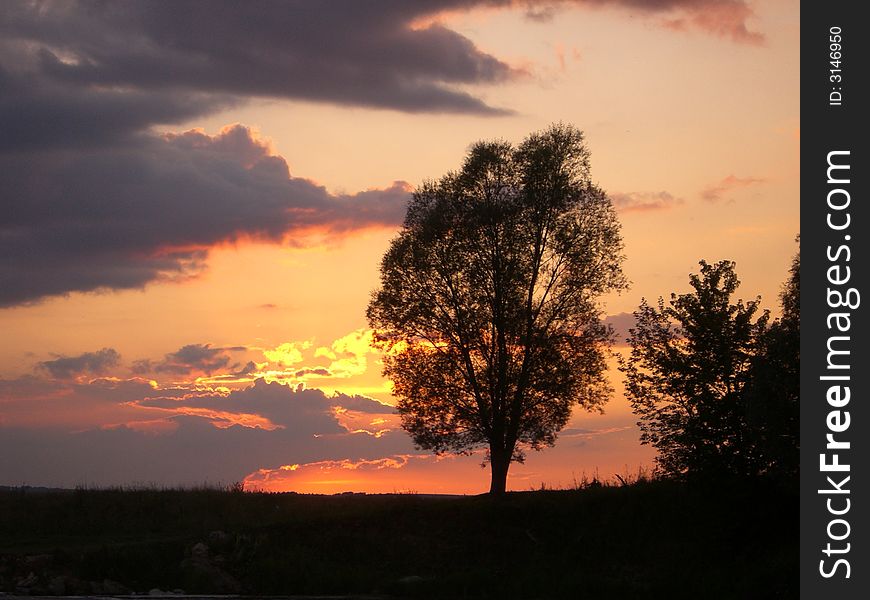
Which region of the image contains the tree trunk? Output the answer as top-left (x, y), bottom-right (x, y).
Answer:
top-left (489, 449), bottom-right (510, 495)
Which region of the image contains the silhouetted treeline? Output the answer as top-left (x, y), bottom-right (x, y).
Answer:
top-left (0, 480), bottom-right (796, 598)
top-left (620, 242), bottom-right (799, 485)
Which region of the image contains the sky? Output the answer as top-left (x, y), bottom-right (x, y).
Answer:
top-left (0, 0), bottom-right (799, 494)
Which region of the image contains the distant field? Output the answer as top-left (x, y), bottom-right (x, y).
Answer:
top-left (0, 480), bottom-right (797, 598)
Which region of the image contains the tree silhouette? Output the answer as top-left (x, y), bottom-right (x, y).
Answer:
top-left (744, 239), bottom-right (799, 481)
top-left (619, 260), bottom-right (769, 479)
top-left (367, 124), bottom-right (627, 494)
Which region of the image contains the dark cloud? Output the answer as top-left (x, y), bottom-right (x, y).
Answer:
top-left (0, 375), bottom-right (65, 404)
top-left (0, 63), bottom-right (236, 153)
top-left (0, 374), bottom-right (172, 430)
top-left (557, 1), bottom-right (762, 44)
top-left (294, 367), bottom-right (332, 378)
top-left (233, 361), bottom-right (260, 377)
top-left (609, 190), bottom-right (683, 212)
top-left (132, 344), bottom-right (257, 377)
top-left (0, 1), bottom-right (761, 137)
top-left (0, 416), bottom-right (416, 488)
top-left (155, 344), bottom-right (234, 376)
top-left (1, 373), bottom-right (393, 433)
top-left (38, 348), bottom-right (121, 379)
top-left (0, 377), bottom-right (407, 487)
top-left (136, 379), bottom-right (395, 428)
top-left (0, 125), bottom-right (411, 307)
top-left (0, 0), bottom-right (762, 308)
top-left (0, 1), bottom-right (517, 118)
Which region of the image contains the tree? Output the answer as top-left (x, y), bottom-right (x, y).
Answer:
top-left (619, 260), bottom-right (769, 479)
top-left (744, 239), bottom-right (799, 481)
top-left (366, 124), bottom-right (628, 494)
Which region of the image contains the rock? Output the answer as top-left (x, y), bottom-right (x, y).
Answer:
top-left (149, 587), bottom-right (166, 595)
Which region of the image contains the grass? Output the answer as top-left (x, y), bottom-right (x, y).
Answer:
top-left (0, 477), bottom-right (797, 598)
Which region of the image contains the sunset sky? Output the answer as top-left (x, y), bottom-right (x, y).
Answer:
top-left (0, 0), bottom-right (798, 493)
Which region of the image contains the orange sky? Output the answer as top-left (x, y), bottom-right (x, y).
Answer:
top-left (0, 0), bottom-right (798, 493)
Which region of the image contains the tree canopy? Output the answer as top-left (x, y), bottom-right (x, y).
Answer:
top-left (619, 260), bottom-right (770, 479)
top-left (744, 240), bottom-right (800, 481)
top-left (367, 124), bottom-right (627, 493)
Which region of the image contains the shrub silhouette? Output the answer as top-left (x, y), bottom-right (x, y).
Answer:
top-left (620, 260), bottom-right (769, 479)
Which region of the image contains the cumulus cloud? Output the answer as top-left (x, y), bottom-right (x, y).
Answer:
top-left (294, 367), bottom-right (333, 378)
top-left (0, 125), bottom-right (411, 306)
top-left (0, 1), bottom-right (763, 308)
top-left (0, 1), bottom-right (516, 118)
top-left (38, 348), bottom-right (121, 379)
top-left (0, 0), bottom-right (762, 159)
top-left (136, 379), bottom-right (394, 430)
top-left (700, 174), bottom-right (766, 203)
top-left (0, 374), bottom-right (163, 429)
top-left (0, 63), bottom-right (236, 153)
top-left (324, 329), bottom-right (378, 378)
top-left (145, 343), bottom-right (243, 376)
top-left (2, 362), bottom-right (394, 431)
top-left (0, 378), bottom-right (411, 488)
top-left (0, 1), bottom-right (762, 138)
top-left (257, 330), bottom-right (379, 382)
top-left (0, 415), bottom-right (418, 488)
top-left (263, 341), bottom-right (312, 367)
top-left (0, 372), bottom-right (410, 487)
top-left (233, 361), bottom-right (260, 377)
top-left (609, 190), bottom-right (683, 212)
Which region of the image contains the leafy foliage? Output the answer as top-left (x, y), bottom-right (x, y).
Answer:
top-left (620, 260), bottom-right (770, 479)
top-left (744, 241), bottom-right (800, 481)
top-left (367, 124), bottom-right (627, 492)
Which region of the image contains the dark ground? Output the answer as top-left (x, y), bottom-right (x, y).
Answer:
top-left (0, 479), bottom-right (797, 599)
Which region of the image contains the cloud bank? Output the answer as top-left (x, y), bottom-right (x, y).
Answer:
top-left (0, 374), bottom-right (408, 487)
top-left (0, 1), bottom-right (762, 307)
top-left (0, 1), bottom-right (762, 135)
top-left (0, 125), bottom-right (411, 306)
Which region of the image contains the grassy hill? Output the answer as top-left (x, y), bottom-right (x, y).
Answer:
top-left (0, 478), bottom-right (796, 598)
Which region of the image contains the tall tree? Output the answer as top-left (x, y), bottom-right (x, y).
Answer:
top-left (620, 260), bottom-right (769, 479)
top-left (367, 124), bottom-right (627, 494)
top-left (744, 239), bottom-right (800, 481)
